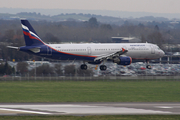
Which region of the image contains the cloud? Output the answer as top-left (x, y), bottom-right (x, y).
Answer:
top-left (0, 0), bottom-right (180, 13)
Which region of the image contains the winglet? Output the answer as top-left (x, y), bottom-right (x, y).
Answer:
top-left (122, 48), bottom-right (125, 52)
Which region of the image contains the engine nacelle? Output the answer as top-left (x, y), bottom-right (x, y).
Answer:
top-left (113, 56), bottom-right (132, 65)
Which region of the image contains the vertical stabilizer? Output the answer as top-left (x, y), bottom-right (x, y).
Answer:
top-left (21, 20), bottom-right (45, 46)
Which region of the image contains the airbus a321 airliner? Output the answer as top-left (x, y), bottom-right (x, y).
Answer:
top-left (8, 20), bottom-right (165, 71)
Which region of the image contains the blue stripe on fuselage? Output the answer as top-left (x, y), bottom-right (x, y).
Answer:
top-left (34, 46), bottom-right (96, 61)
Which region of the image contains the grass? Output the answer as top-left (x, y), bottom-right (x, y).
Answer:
top-left (0, 81), bottom-right (180, 102)
top-left (0, 115), bottom-right (180, 120)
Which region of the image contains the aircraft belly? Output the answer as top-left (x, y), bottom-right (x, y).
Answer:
top-left (128, 50), bottom-right (150, 59)
top-left (49, 50), bottom-right (95, 61)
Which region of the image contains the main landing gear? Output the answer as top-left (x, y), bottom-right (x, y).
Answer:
top-left (100, 65), bottom-right (107, 71)
top-left (146, 60), bottom-right (152, 69)
top-left (80, 64), bottom-right (107, 71)
top-left (80, 64), bottom-right (87, 70)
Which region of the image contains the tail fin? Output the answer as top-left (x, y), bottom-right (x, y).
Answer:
top-left (21, 19), bottom-right (45, 46)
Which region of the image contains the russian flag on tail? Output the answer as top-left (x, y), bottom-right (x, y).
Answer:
top-left (21, 20), bottom-right (45, 46)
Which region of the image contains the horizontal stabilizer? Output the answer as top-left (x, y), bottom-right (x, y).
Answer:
top-left (7, 46), bottom-right (19, 50)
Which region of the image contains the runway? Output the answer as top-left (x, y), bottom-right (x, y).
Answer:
top-left (0, 103), bottom-right (180, 115)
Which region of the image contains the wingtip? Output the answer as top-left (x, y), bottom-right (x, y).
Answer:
top-left (20, 18), bottom-right (27, 20)
top-left (7, 46), bottom-right (19, 50)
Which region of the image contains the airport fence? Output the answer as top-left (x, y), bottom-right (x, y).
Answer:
top-left (0, 75), bottom-right (180, 82)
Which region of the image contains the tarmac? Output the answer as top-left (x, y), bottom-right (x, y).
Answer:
top-left (0, 102), bottom-right (180, 115)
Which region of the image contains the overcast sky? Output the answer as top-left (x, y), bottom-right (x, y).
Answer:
top-left (1, 0), bottom-right (180, 14)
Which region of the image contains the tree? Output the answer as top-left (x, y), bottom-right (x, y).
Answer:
top-left (154, 25), bottom-right (159, 31)
top-left (147, 32), bottom-right (164, 48)
top-left (54, 64), bottom-right (63, 75)
top-left (88, 17), bottom-right (98, 28)
top-left (64, 65), bottom-right (75, 76)
top-left (100, 24), bottom-right (112, 30)
top-left (44, 33), bottom-right (60, 43)
top-left (4, 62), bottom-right (13, 75)
top-left (0, 62), bottom-right (13, 75)
top-left (2, 29), bottom-right (15, 42)
top-left (0, 63), bottom-right (4, 75)
top-left (16, 62), bottom-right (28, 74)
top-left (141, 34), bottom-right (146, 43)
top-left (77, 68), bottom-right (93, 76)
top-left (33, 64), bottom-right (54, 76)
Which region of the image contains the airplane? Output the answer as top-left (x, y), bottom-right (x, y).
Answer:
top-left (7, 20), bottom-right (165, 71)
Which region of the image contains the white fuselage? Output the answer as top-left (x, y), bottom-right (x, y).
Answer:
top-left (48, 43), bottom-right (164, 60)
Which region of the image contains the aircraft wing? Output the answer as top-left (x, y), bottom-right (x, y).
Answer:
top-left (94, 48), bottom-right (128, 61)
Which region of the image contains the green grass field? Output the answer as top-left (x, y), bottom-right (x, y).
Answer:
top-left (0, 115), bottom-right (180, 120)
top-left (0, 81), bottom-right (180, 102)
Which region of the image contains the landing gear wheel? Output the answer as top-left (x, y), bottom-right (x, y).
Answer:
top-left (146, 65), bottom-right (152, 69)
top-left (80, 64), bottom-right (87, 70)
top-left (100, 65), bottom-right (107, 71)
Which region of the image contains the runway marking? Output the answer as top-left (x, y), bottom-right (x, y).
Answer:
top-left (0, 104), bottom-right (174, 115)
top-left (156, 106), bottom-right (173, 109)
top-left (0, 108), bottom-right (52, 115)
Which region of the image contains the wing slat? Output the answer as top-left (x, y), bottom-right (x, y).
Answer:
top-left (94, 48), bottom-right (128, 61)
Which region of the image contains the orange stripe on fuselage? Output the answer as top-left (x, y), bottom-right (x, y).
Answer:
top-left (46, 45), bottom-right (97, 58)
top-left (130, 57), bottom-right (132, 64)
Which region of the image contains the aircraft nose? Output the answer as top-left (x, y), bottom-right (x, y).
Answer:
top-left (161, 50), bottom-right (165, 57)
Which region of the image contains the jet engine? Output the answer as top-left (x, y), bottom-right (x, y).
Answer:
top-left (113, 56), bottom-right (132, 65)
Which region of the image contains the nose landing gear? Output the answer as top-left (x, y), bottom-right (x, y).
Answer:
top-left (146, 60), bottom-right (152, 69)
top-left (146, 65), bottom-right (152, 69)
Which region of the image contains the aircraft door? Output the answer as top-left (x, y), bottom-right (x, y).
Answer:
top-left (151, 45), bottom-right (155, 54)
top-left (47, 46), bottom-right (52, 55)
top-left (87, 47), bottom-right (91, 55)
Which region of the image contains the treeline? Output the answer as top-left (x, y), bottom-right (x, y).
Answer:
top-left (0, 17), bottom-right (180, 61)
top-left (0, 62), bottom-right (15, 75)
top-left (0, 62), bottom-right (93, 76)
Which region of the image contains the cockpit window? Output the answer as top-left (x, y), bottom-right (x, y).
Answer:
top-left (157, 47), bottom-right (161, 50)
top-left (155, 45), bottom-right (161, 50)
